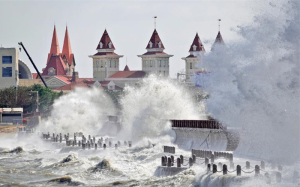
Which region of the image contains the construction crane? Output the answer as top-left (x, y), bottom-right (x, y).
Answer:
top-left (18, 42), bottom-right (48, 88)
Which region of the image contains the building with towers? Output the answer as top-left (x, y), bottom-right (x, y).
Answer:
top-left (181, 33), bottom-right (206, 81)
top-left (89, 29), bottom-right (123, 81)
top-left (42, 26), bottom-right (75, 77)
top-left (137, 29), bottom-right (173, 77)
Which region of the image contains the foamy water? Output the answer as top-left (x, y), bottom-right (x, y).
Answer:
top-left (1, 0), bottom-right (299, 186)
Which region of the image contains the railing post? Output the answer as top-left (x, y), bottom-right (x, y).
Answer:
top-left (180, 155), bottom-right (183, 164)
top-left (161, 156), bottom-right (165, 166)
top-left (255, 165), bottom-right (260, 176)
top-left (95, 143), bottom-right (97, 150)
top-left (167, 157), bottom-right (172, 167)
top-left (103, 143), bottom-right (106, 149)
top-left (237, 165), bottom-right (241, 176)
top-left (213, 164), bottom-right (217, 173)
top-left (177, 158), bottom-right (181, 167)
top-left (246, 161), bottom-right (250, 169)
top-left (189, 157), bottom-right (193, 167)
top-left (192, 154), bottom-right (196, 163)
top-left (223, 164), bottom-right (227, 175)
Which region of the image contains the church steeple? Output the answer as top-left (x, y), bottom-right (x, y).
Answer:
top-left (62, 26), bottom-right (73, 65)
top-left (47, 26), bottom-right (60, 63)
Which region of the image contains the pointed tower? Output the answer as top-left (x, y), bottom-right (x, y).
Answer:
top-left (61, 26), bottom-right (75, 76)
top-left (182, 33), bottom-right (206, 81)
top-left (211, 31), bottom-right (225, 50)
top-left (42, 26), bottom-right (67, 76)
top-left (47, 26), bottom-right (60, 63)
top-left (137, 29), bottom-right (173, 76)
top-left (89, 29), bottom-right (123, 81)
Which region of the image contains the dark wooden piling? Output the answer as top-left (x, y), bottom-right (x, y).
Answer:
top-left (255, 165), bottom-right (260, 176)
top-left (213, 164), bottom-right (217, 173)
top-left (237, 165), bottom-right (241, 176)
top-left (246, 161), bottom-right (250, 169)
top-left (177, 158), bottom-right (181, 168)
top-left (223, 164), bottom-right (227, 175)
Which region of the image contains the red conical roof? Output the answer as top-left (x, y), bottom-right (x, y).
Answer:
top-left (146, 29), bottom-right (165, 49)
top-left (189, 33), bottom-right (205, 52)
top-left (96, 29), bottom-right (115, 50)
top-left (124, 65), bottom-right (130, 71)
top-left (47, 26), bottom-right (61, 63)
top-left (214, 31), bottom-right (225, 45)
top-left (62, 26), bottom-right (74, 65)
top-left (42, 55), bottom-right (67, 76)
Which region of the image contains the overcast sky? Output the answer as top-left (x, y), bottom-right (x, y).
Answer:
top-left (0, 0), bottom-right (264, 78)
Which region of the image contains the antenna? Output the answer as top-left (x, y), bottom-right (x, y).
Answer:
top-left (218, 19), bottom-right (221, 32)
top-left (154, 16), bottom-right (157, 29)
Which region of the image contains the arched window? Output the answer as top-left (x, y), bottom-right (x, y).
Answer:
top-left (190, 62), bottom-right (192, 69)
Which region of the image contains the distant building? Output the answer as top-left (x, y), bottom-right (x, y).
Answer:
top-left (42, 26), bottom-right (75, 77)
top-left (137, 29), bottom-right (173, 76)
top-left (0, 108), bottom-right (23, 125)
top-left (181, 33), bottom-right (206, 81)
top-left (182, 31), bottom-right (225, 85)
top-left (89, 29), bottom-right (123, 81)
top-left (0, 47), bottom-right (34, 89)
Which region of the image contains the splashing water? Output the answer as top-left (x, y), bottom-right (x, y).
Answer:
top-left (202, 0), bottom-right (300, 163)
top-left (120, 75), bottom-right (206, 142)
top-left (38, 87), bottom-right (116, 135)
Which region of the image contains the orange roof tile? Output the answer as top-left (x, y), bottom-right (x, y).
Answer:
top-left (42, 55), bottom-right (67, 76)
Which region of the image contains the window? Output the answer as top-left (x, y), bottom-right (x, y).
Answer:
top-left (101, 61), bottom-right (103, 68)
top-left (163, 61), bottom-right (166, 67)
top-left (114, 60), bottom-right (117, 68)
top-left (96, 61), bottom-right (99, 68)
top-left (109, 60), bottom-right (112, 68)
top-left (150, 60), bottom-right (152, 67)
top-left (2, 56), bottom-right (12, 64)
top-left (159, 60), bottom-right (161, 67)
top-left (2, 67), bottom-right (12, 77)
top-left (145, 61), bottom-right (148, 67)
top-left (190, 62), bottom-right (192, 69)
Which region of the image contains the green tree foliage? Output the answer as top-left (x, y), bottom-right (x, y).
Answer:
top-left (0, 84), bottom-right (63, 114)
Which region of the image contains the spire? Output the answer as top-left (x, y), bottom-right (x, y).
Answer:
top-left (96, 29), bottom-right (115, 50)
top-left (124, 65), bottom-right (130, 71)
top-left (146, 29), bottom-right (164, 49)
top-left (214, 31), bottom-right (225, 45)
top-left (189, 33), bottom-right (205, 52)
top-left (62, 26), bottom-right (73, 64)
top-left (49, 26), bottom-right (60, 55)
